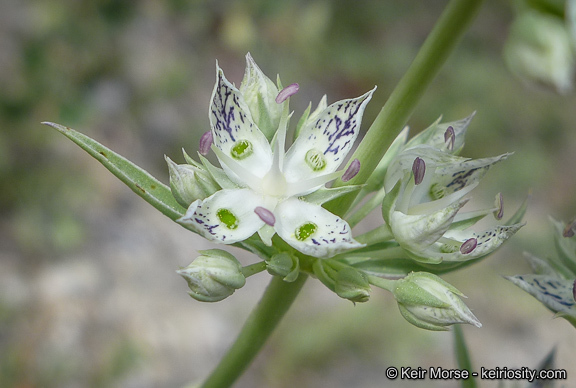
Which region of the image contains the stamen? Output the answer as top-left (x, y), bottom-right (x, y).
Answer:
top-left (412, 157), bottom-right (426, 185)
top-left (254, 206), bottom-right (276, 226)
top-left (342, 159), bottom-right (360, 182)
top-left (444, 126), bottom-right (455, 151)
top-left (275, 83), bottom-right (299, 104)
top-left (460, 238), bottom-right (477, 254)
top-left (199, 131), bottom-right (213, 155)
top-left (563, 219), bottom-right (576, 237)
top-left (493, 192), bottom-right (504, 220)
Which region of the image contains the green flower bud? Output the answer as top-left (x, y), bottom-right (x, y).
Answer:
top-left (334, 267), bottom-right (371, 303)
top-left (266, 252), bottom-right (300, 282)
top-left (239, 53), bottom-right (282, 140)
top-left (166, 156), bottom-right (219, 207)
top-left (503, 10), bottom-right (575, 94)
top-left (392, 272), bottom-right (481, 331)
top-left (177, 249), bottom-right (246, 302)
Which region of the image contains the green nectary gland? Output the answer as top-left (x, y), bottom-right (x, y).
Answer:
top-left (429, 183), bottom-right (446, 200)
top-left (440, 243), bottom-right (459, 254)
top-left (231, 139), bottom-right (253, 160)
top-left (217, 208), bottom-right (239, 229)
top-left (305, 149), bottom-right (327, 171)
top-left (295, 222), bottom-right (317, 241)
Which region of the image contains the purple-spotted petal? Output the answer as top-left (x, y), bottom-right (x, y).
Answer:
top-left (177, 188), bottom-right (266, 244)
top-left (506, 275), bottom-right (576, 318)
top-left (274, 198), bottom-right (364, 258)
top-left (209, 66), bottom-right (273, 178)
top-left (283, 88), bottom-right (375, 182)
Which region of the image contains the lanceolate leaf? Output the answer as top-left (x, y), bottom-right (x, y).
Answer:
top-left (43, 122), bottom-right (186, 221)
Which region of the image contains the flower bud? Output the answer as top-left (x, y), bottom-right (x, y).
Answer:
top-left (166, 156), bottom-right (219, 207)
top-left (503, 10), bottom-right (575, 94)
top-left (239, 53), bottom-right (282, 140)
top-left (392, 272), bottom-right (481, 331)
top-left (334, 267), bottom-right (371, 303)
top-left (266, 252), bottom-right (300, 282)
top-left (177, 249), bottom-right (246, 302)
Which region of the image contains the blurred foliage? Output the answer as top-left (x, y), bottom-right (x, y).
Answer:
top-left (2, 0), bottom-right (576, 386)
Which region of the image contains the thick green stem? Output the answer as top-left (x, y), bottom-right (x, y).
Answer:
top-left (201, 274), bottom-right (308, 388)
top-left (327, 0), bottom-right (485, 215)
top-left (201, 0), bottom-right (485, 386)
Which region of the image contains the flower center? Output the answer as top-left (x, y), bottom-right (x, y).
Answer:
top-left (260, 168), bottom-right (287, 197)
top-left (295, 222), bottom-right (317, 241)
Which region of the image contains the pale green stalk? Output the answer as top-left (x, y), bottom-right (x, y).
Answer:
top-left (327, 0), bottom-right (484, 215)
top-left (201, 275), bottom-right (307, 388)
top-left (200, 0), bottom-right (485, 386)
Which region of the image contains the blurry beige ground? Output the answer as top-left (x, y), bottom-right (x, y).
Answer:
top-left (2, 1), bottom-right (576, 387)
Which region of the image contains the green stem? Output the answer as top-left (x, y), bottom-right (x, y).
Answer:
top-left (201, 274), bottom-right (308, 388)
top-left (201, 0), bottom-right (485, 386)
top-left (327, 0), bottom-right (485, 215)
top-left (242, 261), bottom-right (268, 277)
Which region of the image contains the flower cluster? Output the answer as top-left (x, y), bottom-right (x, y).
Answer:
top-left (162, 54), bottom-right (526, 330)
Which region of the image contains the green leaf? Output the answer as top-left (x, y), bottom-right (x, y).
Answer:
top-left (43, 122), bottom-right (185, 221)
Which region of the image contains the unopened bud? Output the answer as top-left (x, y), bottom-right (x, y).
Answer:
top-left (166, 156), bottom-right (219, 207)
top-left (392, 272), bottom-right (481, 331)
top-left (334, 267), bottom-right (371, 303)
top-left (266, 252), bottom-right (299, 282)
top-left (177, 249), bottom-right (246, 302)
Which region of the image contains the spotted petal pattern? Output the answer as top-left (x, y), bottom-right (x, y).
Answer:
top-left (506, 274), bottom-right (576, 318)
top-left (283, 88), bottom-right (375, 183)
top-left (209, 67), bottom-right (272, 179)
top-left (275, 198), bottom-right (364, 258)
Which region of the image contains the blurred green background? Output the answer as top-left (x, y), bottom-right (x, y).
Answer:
top-left (1, 1), bottom-right (576, 387)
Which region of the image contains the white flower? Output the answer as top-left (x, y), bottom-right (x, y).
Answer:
top-left (178, 55), bottom-right (375, 258)
top-left (383, 144), bottom-right (523, 264)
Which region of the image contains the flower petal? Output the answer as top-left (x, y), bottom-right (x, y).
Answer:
top-left (178, 189), bottom-right (266, 243)
top-left (274, 198), bottom-right (364, 258)
top-left (391, 199), bottom-right (468, 256)
top-left (408, 223), bottom-right (525, 263)
top-left (405, 113), bottom-right (475, 154)
top-left (506, 275), bottom-right (576, 318)
top-left (209, 65), bottom-right (272, 179)
top-left (283, 88), bottom-right (375, 182)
